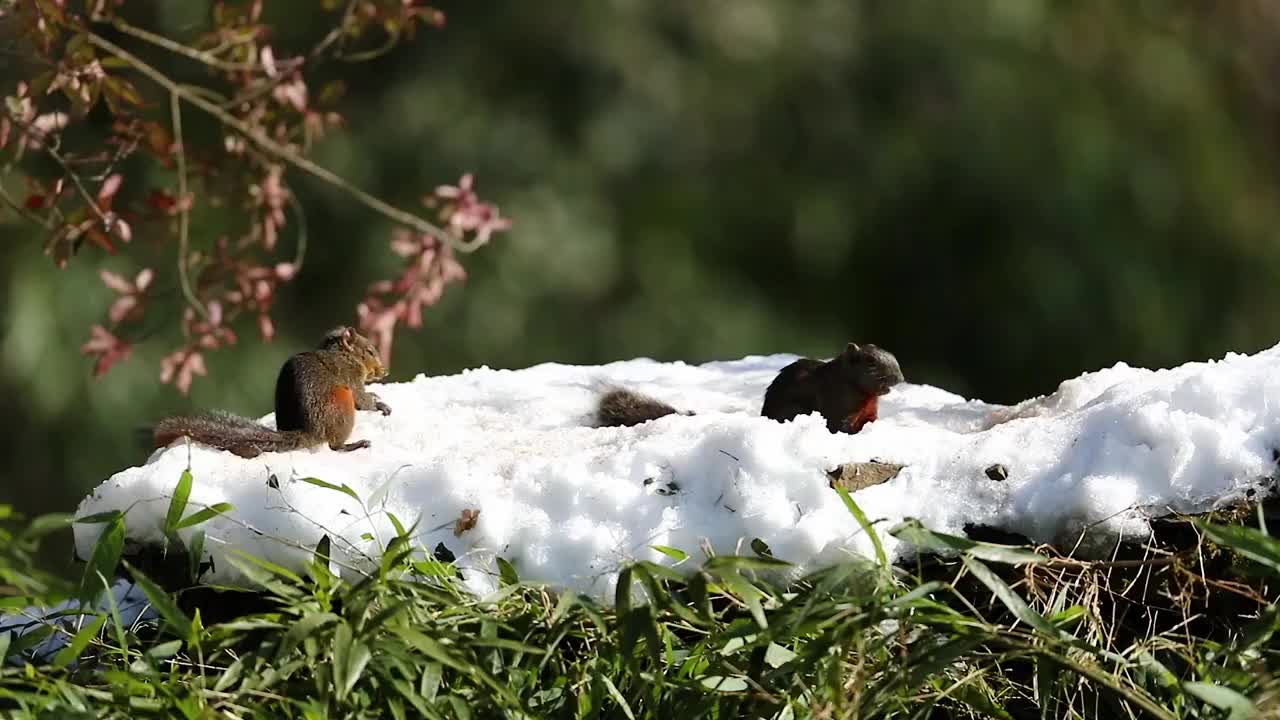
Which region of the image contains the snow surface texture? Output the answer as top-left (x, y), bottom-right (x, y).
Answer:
top-left (74, 346), bottom-right (1280, 604)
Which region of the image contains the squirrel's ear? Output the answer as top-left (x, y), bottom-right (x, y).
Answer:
top-left (323, 326), bottom-right (355, 347)
top-left (846, 342), bottom-right (861, 354)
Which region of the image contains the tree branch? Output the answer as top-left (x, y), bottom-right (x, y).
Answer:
top-left (43, 140), bottom-right (114, 231)
top-left (170, 92), bottom-right (208, 321)
top-left (218, 0), bottom-right (358, 110)
top-left (3, 111), bottom-right (130, 241)
top-left (85, 31), bottom-right (467, 249)
top-left (110, 16), bottom-right (255, 73)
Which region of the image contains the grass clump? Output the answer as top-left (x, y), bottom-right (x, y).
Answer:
top-left (0, 480), bottom-right (1275, 718)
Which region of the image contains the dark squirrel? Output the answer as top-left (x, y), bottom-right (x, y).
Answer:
top-left (761, 342), bottom-right (903, 434)
top-left (151, 326), bottom-right (392, 458)
top-left (595, 342), bottom-right (904, 434)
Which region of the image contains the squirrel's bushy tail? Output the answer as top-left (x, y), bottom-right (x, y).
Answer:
top-left (153, 410), bottom-right (310, 458)
top-left (596, 388), bottom-right (690, 427)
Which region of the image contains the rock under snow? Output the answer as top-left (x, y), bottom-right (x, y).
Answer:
top-left (0, 580), bottom-right (153, 665)
top-left (74, 346), bottom-right (1280, 603)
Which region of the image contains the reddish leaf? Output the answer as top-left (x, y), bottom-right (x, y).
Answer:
top-left (107, 295), bottom-right (139, 324)
top-left (81, 325), bottom-right (133, 378)
top-left (260, 45), bottom-right (279, 77)
top-left (112, 218), bottom-right (132, 243)
top-left (96, 173), bottom-right (123, 206)
top-left (272, 77), bottom-right (308, 112)
top-left (146, 189), bottom-right (177, 213)
top-left (258, 313), bottom-right (274, 341)
top-left (453, 508), bottom-right (480, 537)
top-left (99, 269), bottom-right (132, 294)
top-left (24, 112), bottom-right (69, 149)
top-left (84, 227), bottom-right (116, 254)
top-left (160, 347), bottom-right (208, 395)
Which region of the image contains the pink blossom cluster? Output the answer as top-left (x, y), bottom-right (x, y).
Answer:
top-left (3, 0), bottom-right (506, 392)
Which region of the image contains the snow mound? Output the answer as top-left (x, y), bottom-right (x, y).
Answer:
top-left (74, 346), bottom-right (1280, 603)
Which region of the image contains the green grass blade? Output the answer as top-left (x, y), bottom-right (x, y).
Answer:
top-left (52, 614), bottom-right (106, 668)
top-left (174, 503), bottom-right (234, 529)
top-left (836, 487), bottom-right (887, 568)
top-left (962, 556), bottom-right (1060, 638)
top-left (298, 477), bottom-right (362, 505)
top-left (600, 675), bottom-right (637, 720)
top-left (1184, 682), bottom-right (1256, 720)
top-left (332, 622), bottom-right (372, 701)
top-left (164, 469), bottom-right (193, 535)
top-left (79, 516), bottom-right (125, 601)
top-left (1197, 520), bottom-right (1280, 572)
top-left (123, 561), bottom-right (193, 640)
top-left (99, 572), bottom-right (129, 661)
top-left (891, 519), bottom-right (1046, 565)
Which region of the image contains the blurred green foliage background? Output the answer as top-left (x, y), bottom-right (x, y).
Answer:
top-left (4, 1), bottom-right (1280, 569)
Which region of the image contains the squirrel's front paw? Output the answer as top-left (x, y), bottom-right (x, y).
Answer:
top-left (375, 400), bottom-right (392, 416)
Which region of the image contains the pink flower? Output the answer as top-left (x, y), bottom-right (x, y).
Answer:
top-left (272, 76), bottom-right (308, 113)
top-left (427, 174), bottom-right (510, 247)
top-left (357, 298), bottom-right (400, 365)
top-left (24, 112), bottom-right (69, 151)
top-left (159, 346), bottom-right (207, 395)
top-left (99, 267), bottom-right (152, 324)
top-left (258, 313), bottom-right (275, 341)
top-left (357, 226), bottom-right (475, 364)
top-left (250, 166), bottom-right (289, 250)
top-left (96, 173), bottom-right (123, 207)
top-left (81, 325), bottom-right (133, 377)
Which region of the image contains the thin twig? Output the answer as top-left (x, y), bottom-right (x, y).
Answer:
top-left (31, 128), bottom-right (113, 230)
top-left (87, 124), bottom-right (142, 184)
top-left (220, 0), bottom-right (356, 110)
top-left (263, 479), bottom-right (375, 566)
top-left (337, 29), bottom-right (400, 64)
top-left (110, 16), bottom-right (255, 73)
top-left (170, 92), bottom-right (208, 321)
top-left (179, 82), bottom-right (231, 106)
top-left (1041, 556), bottom-right (1179, 571)
top-left (85, 31), bottom-right (466, 249)
top-left (196, 517), bottom-right (373, 580)
top-left (2, 110), bottom-right (125, 237)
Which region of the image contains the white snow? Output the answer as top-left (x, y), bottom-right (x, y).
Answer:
top-left (73, 345), bottom-right (1280, 604)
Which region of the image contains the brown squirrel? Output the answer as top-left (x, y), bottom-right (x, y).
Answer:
top-left (594, 387), bottom-right (692, 427)
top-left (595, 342), bottom-right (904, 434)
top-left (761, 342), bottom-right (903, 433)
top-left (151, 326), bottom-right (392, 458)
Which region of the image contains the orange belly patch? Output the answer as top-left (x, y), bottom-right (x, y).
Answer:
top-left (331, 385), bottom-right (356, 413)
top-left (845, 395), bottom-right (879, 434)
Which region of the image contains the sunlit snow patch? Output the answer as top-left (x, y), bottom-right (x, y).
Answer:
top-left (73, 346), bottom-right (1280, 604)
